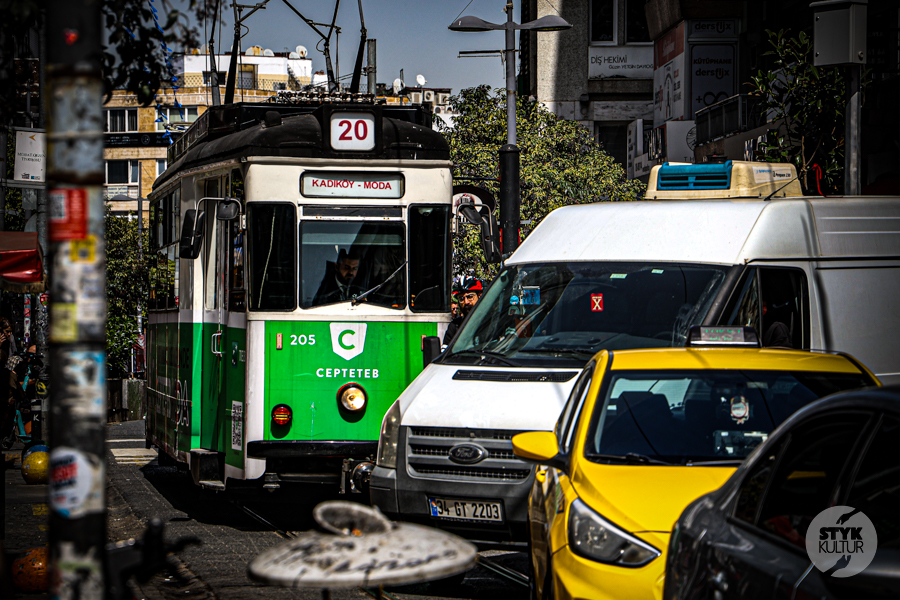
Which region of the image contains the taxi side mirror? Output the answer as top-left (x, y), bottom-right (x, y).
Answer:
top-left (512, 431), bottom-right (568, 473)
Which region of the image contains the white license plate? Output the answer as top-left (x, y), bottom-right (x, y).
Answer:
top-left (428, 497), bottom-right (503, 522)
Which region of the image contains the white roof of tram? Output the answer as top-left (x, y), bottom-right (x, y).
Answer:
top-left (507, 197), bottom-right (900, 267)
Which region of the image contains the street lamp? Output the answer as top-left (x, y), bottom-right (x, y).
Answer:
top-left (449, 4), bottom-right (571, 255)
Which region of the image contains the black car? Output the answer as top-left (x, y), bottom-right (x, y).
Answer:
top-left (664, 385), bottom-right (900, 600)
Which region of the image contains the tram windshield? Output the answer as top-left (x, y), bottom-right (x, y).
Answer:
top-left (448, 262), bottom-right (728, 366)
top-left (301, 221), bottom-right (406, 309)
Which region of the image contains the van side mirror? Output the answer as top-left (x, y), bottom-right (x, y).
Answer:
top-left (422, 336), bottom-right (441, 368)
top-left (459, 204), bottom-right (501, 264)
top-left (216, 198), bottom-right (241, 221)
top-left (179, 209), bottom-right (205, 259)
top-left (512, 431), bottom-right (567, 473)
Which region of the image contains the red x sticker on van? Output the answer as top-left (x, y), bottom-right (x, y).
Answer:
top-left (591, 294), bottom-right (604, 312)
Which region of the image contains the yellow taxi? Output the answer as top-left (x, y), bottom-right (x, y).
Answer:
top-left (512, 327), bottom-right (880, 600)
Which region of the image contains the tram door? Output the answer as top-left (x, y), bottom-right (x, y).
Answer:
top-left (200, 175), bottom-right (248, 470)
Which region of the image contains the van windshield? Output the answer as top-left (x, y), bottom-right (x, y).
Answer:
top-left (447, 262), bottom-right (728, 365)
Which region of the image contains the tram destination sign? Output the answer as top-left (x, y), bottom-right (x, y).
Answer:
top-left (300, 171), bottom-right (404, 199)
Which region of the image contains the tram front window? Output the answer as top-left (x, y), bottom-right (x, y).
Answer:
top-left (301, 221), bottom-right (406, 309)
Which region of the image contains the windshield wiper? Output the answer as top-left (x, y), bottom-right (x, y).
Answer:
top-left (681, 459), bottom-right (744, 466)
top-left (587, 452), bottom-right (671, 466)
top-left (518, 348), bottom-right (594, 358)
top-left (352, 260), bottom-right (408, 306)
top-left (444, 349), bottom-right (521, 367)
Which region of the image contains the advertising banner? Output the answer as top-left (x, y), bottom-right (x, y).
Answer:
top-left (653, 23), bottom-right (686, 126)
top-left (690, 44), bottom-right (736, 118)
top-left (14, 130), bottom-right (45, 183)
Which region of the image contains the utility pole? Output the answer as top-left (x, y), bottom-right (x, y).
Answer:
top-left (366, 39), bottom-right (376, 95)
top-left (46, 1), bottom-right (107, 598)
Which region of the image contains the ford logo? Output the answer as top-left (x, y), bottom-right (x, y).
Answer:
top-left (448, 443), bottom-right (486, 465)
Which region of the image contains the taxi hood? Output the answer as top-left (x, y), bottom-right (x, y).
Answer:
top-left (571, 462), bottom-right (735, 533)
top-left (398, 363), bottom-right (578, 431)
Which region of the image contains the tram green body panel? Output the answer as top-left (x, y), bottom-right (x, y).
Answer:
top-left (264, 321), bottom-right (436, 441)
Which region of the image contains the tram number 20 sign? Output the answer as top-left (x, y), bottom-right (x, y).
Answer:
top-left (330, 112), bottom-right (376, 151)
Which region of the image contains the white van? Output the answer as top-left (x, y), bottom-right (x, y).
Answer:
top-left (370, 161), bottom-right (900, 544)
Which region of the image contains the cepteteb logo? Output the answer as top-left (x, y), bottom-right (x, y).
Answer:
top-left (806, 506), bottom-right (878, 577)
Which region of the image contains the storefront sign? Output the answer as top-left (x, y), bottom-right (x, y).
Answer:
top-left (104, 132), bottom-right (170, 148)
top-left (300, 171), bottom-right (404, 199)
top-left (589, 45), bottom-right (654, 79)
top-left (690, 44), bottom-right (736, 118)
top-left (688, 20), bottom-right (739, 40)
top-left (14, 130), bottom-right (45, 183)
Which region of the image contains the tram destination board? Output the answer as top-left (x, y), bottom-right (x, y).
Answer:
top-left (429, 497), bottom-right (504, 522)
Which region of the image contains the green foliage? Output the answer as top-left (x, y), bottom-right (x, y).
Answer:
top-left (748, 30), bottom-right (856, 194)
top-left (105, 206), bottom-right (149, 376)
top-left (440, 86), bottom-right (645, 279)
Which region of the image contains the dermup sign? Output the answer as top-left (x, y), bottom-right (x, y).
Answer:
top-left (300, 171), bottom-right (404, 199)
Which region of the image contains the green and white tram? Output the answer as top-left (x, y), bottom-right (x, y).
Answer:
top-left (146, 99), bottom-right (452, 492)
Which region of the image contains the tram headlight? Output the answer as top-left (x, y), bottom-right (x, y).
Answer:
top-left (376, 400), bottom-right (401, 469)
top-left (338, 384), bottom-right (367, 412)
top-left (272, 404), bottom-right (292, 426)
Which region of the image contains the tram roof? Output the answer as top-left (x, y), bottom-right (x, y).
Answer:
top-left (154, 101), bottom-right (450, 190)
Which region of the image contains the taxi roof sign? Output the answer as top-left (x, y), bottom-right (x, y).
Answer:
top-left (686, 326), bottom-right (760, 347)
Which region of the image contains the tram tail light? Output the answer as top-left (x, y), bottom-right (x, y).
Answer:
top-left (338, 384), bottom-right (367, 412)
top-left (272, 404), bottom-right (292, 426)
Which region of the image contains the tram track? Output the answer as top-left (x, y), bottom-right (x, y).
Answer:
top-left (233, 501), bottom-right (531, 599)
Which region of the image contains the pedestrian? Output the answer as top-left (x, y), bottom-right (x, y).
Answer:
top-left (443, 277), bottom-right (483, 345)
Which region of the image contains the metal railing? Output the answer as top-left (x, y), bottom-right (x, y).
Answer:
top-left (695, 94), bottom-right (766, 146)
top-left (177, 74), bottom-right (310, 92)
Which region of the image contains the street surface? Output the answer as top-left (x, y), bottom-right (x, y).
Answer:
top-left (106, 420), bottom-right (529, 600)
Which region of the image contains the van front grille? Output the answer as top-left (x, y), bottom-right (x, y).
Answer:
top-left (404, 427), bottom-right (533, 483)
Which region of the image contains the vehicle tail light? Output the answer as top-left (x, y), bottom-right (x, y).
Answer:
top-left (272, 404), bottom-right (292, 426)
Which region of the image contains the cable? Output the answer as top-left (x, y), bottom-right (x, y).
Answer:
top-left (452, 0), bottom-right (477, 23)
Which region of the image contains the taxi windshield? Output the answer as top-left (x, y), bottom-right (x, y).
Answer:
top-left (447, 262), bottom-right (727, 365)
top-left (585, 369), bottom-right (874, 464)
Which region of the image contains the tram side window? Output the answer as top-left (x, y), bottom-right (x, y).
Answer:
top-left (247, 203), bottom-right (296, 311)
top-left (228, 169), bottom-right (246, 312)
top-left (409, 206), bottom-right (449, 312)
top-left (149, 192), bottom-right (180, 311)
top-left (300, 220), bottom-right (406, 310)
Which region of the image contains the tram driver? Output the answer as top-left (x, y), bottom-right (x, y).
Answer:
top-left (313, 248), bottom-right (365, 305)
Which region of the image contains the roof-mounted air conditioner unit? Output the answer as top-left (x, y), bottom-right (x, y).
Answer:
top-left (410, 92), bottom-right (423, 104)
top-left (423, 90), bottom-right (435, 103)
top-left (436, 93), bottom-right (450, 105)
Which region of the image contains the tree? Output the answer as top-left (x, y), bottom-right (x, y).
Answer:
top-left (0, 0), bottom-right (213, 124)
top-left (748, 29), bottom-right (858, 195)
top-left (440, 85), bottom-right (645, 279)
top-left (105, 206), bottom-right (149, 377)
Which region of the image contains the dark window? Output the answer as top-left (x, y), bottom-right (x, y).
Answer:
top-left (846, 416), bottom-right (900, 548)
top-left (409, 206), bottom-right (449, 312)
top-left (723, 267), bottom-right (809, 349)
top-left (734, 438), bottom-right (787, 524)
top-left (626, 0), bottom-right (650, 43)
top-left (557, 362), bottom-right (596, 454)
top-left (228, 170), bottom-right (246, 312)
top-left (247, 203), bottom-right (296, 311)
top-left (107, 109), bottom-right (137, 132)
top-left (595, 123), bottom-right (628, 167)
top-left (300, 220), bottom-right (405, 309)
top-left (591, 0), bottom-right (616, 43)
top-left (756, 414), bottom-right (870, 548)
top-left (107, 160), bottom-right (130, 184)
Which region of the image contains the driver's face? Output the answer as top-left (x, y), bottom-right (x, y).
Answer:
top-left (336, 258), bottom-right (360, 284)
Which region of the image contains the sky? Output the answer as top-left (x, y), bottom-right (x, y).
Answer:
top-left (183, 0), bottom-right (523, 94)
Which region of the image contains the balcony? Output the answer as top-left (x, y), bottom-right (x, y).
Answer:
top-left (695, 94), bottom-right (766, 146)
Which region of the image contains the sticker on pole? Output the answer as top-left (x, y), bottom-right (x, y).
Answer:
top-left (48, 187), bottom-right (88, 241)
top-left (806, 505), bottom-right (878, 578)
top-left (49, 448), bottom-right (105, 519)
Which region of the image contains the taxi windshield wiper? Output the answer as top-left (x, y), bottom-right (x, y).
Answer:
top-left (681, 459), bottom-right (744, 466)
top-left (587, 452), bottom-right (671, 466)
top-left (445, 349), bottom-right (521, 367)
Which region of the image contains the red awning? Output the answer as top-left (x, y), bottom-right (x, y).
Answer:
top-left (0, 232), bottom-right (46, 293)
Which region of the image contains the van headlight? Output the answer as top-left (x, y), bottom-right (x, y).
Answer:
top-left (567, 499), bottom-right (660, 567)
top-left (376, 400), bottom-right (401, 469)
